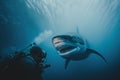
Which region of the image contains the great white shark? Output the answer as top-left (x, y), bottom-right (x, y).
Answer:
top-left (52, 29), bottom-right (107, 69)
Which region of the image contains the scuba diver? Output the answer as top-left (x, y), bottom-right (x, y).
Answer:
top-left (0, 43), bottom-right (50, 80)
top-left (29, 44), bottom-right (51, 80)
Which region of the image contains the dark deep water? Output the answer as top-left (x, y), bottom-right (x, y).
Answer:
top-left (0, 0), bottom-right (120, 80)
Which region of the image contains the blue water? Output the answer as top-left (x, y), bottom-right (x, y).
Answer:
top-left (0, 0), bottom-right (120, 80)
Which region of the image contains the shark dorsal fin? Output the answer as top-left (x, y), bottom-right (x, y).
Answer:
top-left (76, 26), bottom-right (80, 35)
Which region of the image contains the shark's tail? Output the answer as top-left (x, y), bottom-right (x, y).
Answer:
top-left (87, 48), bottom-right (108, 64)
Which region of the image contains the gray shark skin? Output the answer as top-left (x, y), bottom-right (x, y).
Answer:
top-left (52, 34), bottom-right (107, 69)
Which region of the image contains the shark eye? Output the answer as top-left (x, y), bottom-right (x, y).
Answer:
top-left (71, 36), bottom-right (79, 43)
top-left (63, 35), bottom-right (71, 40)
top-left (72, 36), bottom-right (84, 45)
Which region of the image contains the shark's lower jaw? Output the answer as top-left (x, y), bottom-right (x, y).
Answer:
top-left (54, 42), bottom-right (80, 56)
top-left (58, 47), bottom-right (80, 56)
top-left (58, 46), bottom-right (76, 53)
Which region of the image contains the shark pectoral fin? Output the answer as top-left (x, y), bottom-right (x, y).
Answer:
top-left (65, 59), bottom-right (71, 69)
top-left (87, 48), bottom-right (108, 64)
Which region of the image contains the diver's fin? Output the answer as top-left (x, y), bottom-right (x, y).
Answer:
top-left (65, 59), bottom-right (70, 69)
top-left (87, 48), bottom-right (107, 64)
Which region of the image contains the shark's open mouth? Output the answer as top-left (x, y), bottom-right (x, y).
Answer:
top-left (58, 45), bottom-right (76, 53)
top-left (52, 37), bottom-right (82, 56)
top-left (53, 37), bottom-right (79, 55)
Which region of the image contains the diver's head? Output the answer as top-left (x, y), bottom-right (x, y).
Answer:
top-left (30, 46), bottom-right (46, 63)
